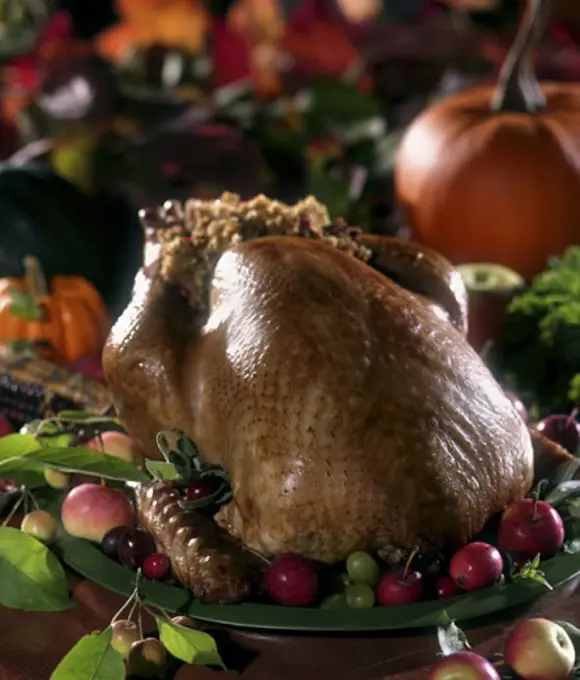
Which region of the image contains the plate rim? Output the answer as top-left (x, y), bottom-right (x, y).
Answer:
top-left (56, 534), bottom-right (580, 633)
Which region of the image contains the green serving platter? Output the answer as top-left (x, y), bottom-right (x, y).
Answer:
top-left (56, 534), bottom-right (580, 632)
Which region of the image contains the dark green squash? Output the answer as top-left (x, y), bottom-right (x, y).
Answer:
top-left (0, 163), bottom-right (143, 319)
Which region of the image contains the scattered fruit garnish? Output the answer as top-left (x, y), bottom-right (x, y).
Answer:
top-left (450, 542), bottom-right (503, 592)
top-left (504, 618), bottom-right (576, 680)
top-left (44, 468), bottom-right (70, 490)
top-left (345, 583), bottom-right (375, 609)
top-left (111, 619), bottom-right (140, 660)
top-left (376, 548), bottom-right (423, 606)
top-left (436, 576), bottom-right (460, 599)
top-left (171, 615), bottom-right (199, 629)
top-left (20, 510), bottom-right (58, 544)
top-left (346, 551), bottom-right (380, 586)
top-left (498, 498), bottom-right (565, 560)
top-left (127, 638), bottom-right (167, 679)
top-left (536, 414), bottom-right (580, 454)
top-left (0, 415), bottom-right (14, 436)
top-left (263, 554), bottom-right (319, 606)
top-left (61, 483), bottom-right (135, 542)
top-left (86, 431), bottom-right (143, 465)
top-left (427, 651), bottom-right (501, 680)
top-left (101, 526), bottom-right (131, 559)
top-left (186, 479), bottom-right (216, 502)
top-left (117, 528), bottom-right (156, 569)
top-left (143, 553), bottom-right (170, 581)
top-left (505, 391), bottom-right (528, 423)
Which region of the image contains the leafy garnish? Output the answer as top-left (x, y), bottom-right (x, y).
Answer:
top-left (436, 611), bottom-right (471, 656)
top-left (50, 629), bottom-right (124, 680)
top-left (7, 447), bottom-right (149, 483)
top-left (156, 430), bottom-right (232, 509)
top-left (0, 527), bottom-right (72, 611)
top-left (545, 481), bottom-right (580, 507)
top-left (156, 617), bottom-right (226, 668)
top-left (145, 459), bottom-right (187, 482)
top-left (564, 539), bottom-right (580, 555)
top-left (512, 554), bottom-right (552, 591)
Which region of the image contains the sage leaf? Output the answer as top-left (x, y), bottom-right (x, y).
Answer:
top-left (564, 539), bottom-right (580, 555)
top-left (0, 527), bottom-right (72, 611)
top-left (437, 611), bottom-right (471, 656)
top-left (50, 629), bottom-right (125, 680)
top-left (156, 617), bottom-right (225, 668)
top-left (550, 459), bottom-right (580, 488)
top-left (0, 434), bottom-right (41, 461)
top-left (146, 459), bottom-right (187, 482)
top-left (16, 447), bottom-right (149, 482)
top-left (545, 481), bottom-right (580, 507)
top-left (56, 411), bottom-right (121, 426)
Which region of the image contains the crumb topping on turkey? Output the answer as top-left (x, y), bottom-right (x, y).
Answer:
top-left (139, 192), bottom-right (371, 311)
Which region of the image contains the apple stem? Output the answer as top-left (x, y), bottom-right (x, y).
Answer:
top-left (403, 546), bottom-right (419, 582)
top-left (567, 408), bottom-right (578, 426)
top-left (2, 491), bottom-right (25, 527)
top-left (110, 589), bottom-right (137, 625)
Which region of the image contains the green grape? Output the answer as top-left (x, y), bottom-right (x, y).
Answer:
top-left (345, 583), bottom-right (375, 609)
top-left (320, 593), bottom-right (348, 610)
top-left (346, 551), bottom-right (380, 586)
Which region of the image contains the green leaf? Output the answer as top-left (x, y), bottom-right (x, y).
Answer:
top-left (8, 288), bottom-right (43, 321)
top-left (436, 612), bottom-right (471, 656)
top-left (145, 459), bottom-right (187, 482)
top-left (50, 628), bottom-right (125, 680)
top-left (545, 481), bottom-right (580, 507)
top-left (0, 433), bottom-right (41, 461)
top-left (55, 411), bottom-right (121, 426)
top-left (14, 447), bottom-right (150, 483)
top-left (156, 617), bottom-right (225, 668)
top-left (0, 526), bottom-right (72, 611)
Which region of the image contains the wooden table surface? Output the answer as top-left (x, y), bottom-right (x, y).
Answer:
top-left (1, 570), bottom-right (579, 680)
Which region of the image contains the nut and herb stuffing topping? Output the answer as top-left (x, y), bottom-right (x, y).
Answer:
top-left (139, 192), bottom-right (371, 311)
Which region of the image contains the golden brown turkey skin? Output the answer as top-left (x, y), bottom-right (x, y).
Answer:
top-left (104, 236), bottom-right (533, 564)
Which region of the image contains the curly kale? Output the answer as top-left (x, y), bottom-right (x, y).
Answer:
top-left (493, 248), bottom-right (580, 417)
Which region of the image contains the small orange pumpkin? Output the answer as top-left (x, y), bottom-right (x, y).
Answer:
top-left (0, 256), bottom-right (110, 363)
top-left (395, 0), bottom-right (580, 281)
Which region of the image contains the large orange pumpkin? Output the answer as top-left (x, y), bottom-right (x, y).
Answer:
top-left (394, 0), bottom-right (580, 281)
top-left (0, 256), bottom-right (110, 363)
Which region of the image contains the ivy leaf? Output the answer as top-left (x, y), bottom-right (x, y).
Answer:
top-left (0, 527), bottom-right (72, 611)
top-left (50, 628), bottom-right (125, 680)
top-left (156, 617), bottom-right (226, 668)
top-left (545, 481), bottom-right (580, 507)
top-left (145, 459), bottom-right (188, 482)
top-left (436, 611), bottom-right (471, 656)
top-left (13, 447), bottom-right (150, 483)
top-left (8, 287), bottom-right (43, 321)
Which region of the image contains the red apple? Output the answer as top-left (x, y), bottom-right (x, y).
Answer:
top-left (504, 618), bottom-right (576, 680)
top-left (61, 483), bottom-right (135, 542)
top-left (87, 431), bottom-right (143, 466)
top-left (0, 415), bottom-right (14, 437)
top-left (428, 651), bottom-right (501, 680)
top-left (72, 355), bottom-right (105, 383)
top-left (450, 542), bottom-right (503, 592)
top-left (376, 568), bottom-right (423, 606)
top-left (263, 554), bottom-right (319, 606)
top-left (498, 499), bottom-right (565, 561)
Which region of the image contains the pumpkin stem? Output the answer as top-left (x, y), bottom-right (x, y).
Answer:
top-left (491, 0), bottom-right (550, 114)
top-left (23, 255), bottom-right (49, 300)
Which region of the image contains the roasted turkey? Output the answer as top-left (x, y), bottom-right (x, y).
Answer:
top-left (103, 193), bottom-right (533, 565)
